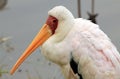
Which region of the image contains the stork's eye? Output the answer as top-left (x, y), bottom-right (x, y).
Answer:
top-left (53, 19), bottom-right (57, 23)
top-left (46, 15), bottom-right (58, 34)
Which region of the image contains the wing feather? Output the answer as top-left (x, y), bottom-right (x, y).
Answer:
top-left (71, 18), bottom-right (120, 79)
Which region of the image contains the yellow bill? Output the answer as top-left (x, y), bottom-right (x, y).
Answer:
top-left (10, 24), bottom-right (52, 75)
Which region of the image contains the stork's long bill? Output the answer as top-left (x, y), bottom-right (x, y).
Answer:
top-left (10, 15), bottom-right (58, 74)
top-left (10, 24), bottom-right (51, 74)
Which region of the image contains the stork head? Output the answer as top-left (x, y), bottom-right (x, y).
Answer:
top-left (10, 6), bottom-right (74, 75)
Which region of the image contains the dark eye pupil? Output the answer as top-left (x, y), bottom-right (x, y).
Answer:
top-left (53, 19), bottom-right (57, 23)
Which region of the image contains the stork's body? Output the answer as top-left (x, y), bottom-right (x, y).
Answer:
top-left (10, 6), bottom-right (120, 79)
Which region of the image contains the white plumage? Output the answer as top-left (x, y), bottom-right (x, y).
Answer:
top-left (41, 6), bottom-right (120, 79)
top-left (10, 6), bottom-right (120, 79)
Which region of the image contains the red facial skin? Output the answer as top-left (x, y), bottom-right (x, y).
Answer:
top-left (46, 16), bottom-right (58, 34)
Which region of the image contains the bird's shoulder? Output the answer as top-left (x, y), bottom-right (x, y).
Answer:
top-left (68, 18), bottom-right (120, 76)
top-left (68, 18), bottom-right (110, 47)
top-left (69, 17), bottom-right (120, 78)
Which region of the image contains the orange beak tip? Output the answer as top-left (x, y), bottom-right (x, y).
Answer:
top-left (10, 68), bottom-right (15, 75)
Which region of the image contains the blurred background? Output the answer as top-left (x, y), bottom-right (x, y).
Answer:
top-left (0, 0), bottom-right (120, 79)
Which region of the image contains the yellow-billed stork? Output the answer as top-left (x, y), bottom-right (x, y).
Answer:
top-left (10, 6), bottom-right (120, 79)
